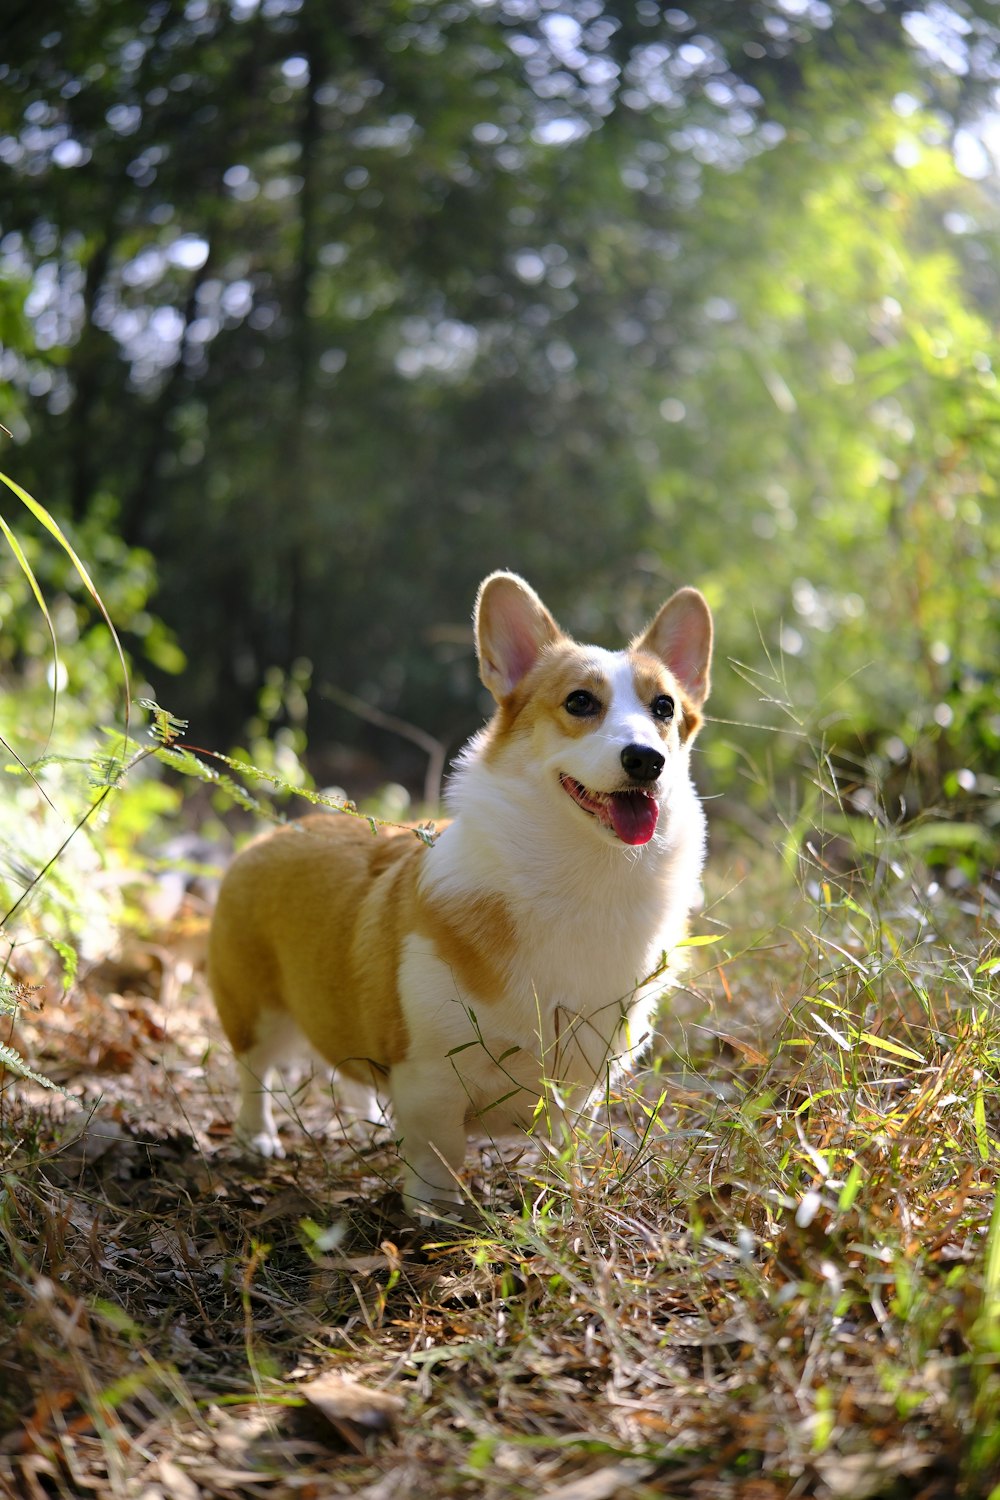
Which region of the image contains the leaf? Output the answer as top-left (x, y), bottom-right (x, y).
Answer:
top-left (50, 938), bottom-right (79, 992)
top-left (811, 1012), bottom-right (852, 1051)
top-left (152, 1460), bottom-right (200, 1500)
top-left (153, 746), bottom-right (266, 815)
top-left (838, 1161), bottom-right (863, 1212)
top-left (904, 820), bottom-right (997, 855)
top-left (137, 697), bottom-right (189, 747)
top-left (857, 1031), bottom-right (924, 1063)
top-left (0, 1041), bottom-right (63, 1091)
top-left (296, 1371), bottom-right (404, 1444)
top-left (409, 1342), bottom-right (482, 1370)
top-left (716, 1032), bottom-right (770, 1066)
top-left (47, 1113), bottom-right (129, 1177)
top-left (536, 1460), bottom-right (658, 1500)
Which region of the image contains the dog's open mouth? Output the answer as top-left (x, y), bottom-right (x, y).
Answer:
top-left (559, 775), bottom-right (660, 846)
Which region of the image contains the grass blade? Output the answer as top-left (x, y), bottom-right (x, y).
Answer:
top-left (0, 508), bottom-right (60, 771)
top-left (858, 1031), bottom-right (924, 1064)
top-left (0, 471), bottom-right (131, 753)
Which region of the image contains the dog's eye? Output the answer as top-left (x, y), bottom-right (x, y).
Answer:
top-left (565, 690), bottom-right (600, 718)
top-left (651, 694), bottom-right (675, 722)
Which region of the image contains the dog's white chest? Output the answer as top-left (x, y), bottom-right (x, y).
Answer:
top-left (398, 843), bottom-right (675, 1122)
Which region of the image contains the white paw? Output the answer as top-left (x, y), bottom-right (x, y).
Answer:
top-left (235, 1126), bottom-right (286, 1160)
top-left (401, 1173), bottom-right (464, 1220)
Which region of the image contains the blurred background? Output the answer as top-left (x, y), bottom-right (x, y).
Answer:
top-left (1, 0), bottom-right (998, 848)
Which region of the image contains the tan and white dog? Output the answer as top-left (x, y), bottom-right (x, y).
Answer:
top-left (208, 572), bottom-right (712, 1211)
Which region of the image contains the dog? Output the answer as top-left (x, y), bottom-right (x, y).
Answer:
top-left (208, 571), bottom-right (713, 1212)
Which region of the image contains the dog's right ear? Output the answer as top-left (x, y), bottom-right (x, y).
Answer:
top-left (475, 572), bottom-right (562, 702)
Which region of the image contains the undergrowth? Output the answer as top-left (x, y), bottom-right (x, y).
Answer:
top-left (2, 814), bottom-right (998, 1498)
top-left (2, 476), bottom-right (1000, 1498)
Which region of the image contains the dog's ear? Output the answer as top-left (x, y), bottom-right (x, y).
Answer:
top-left (475, 572), bottom-right (562, 702)
top-left (635, 588), bottom-right (713, 707)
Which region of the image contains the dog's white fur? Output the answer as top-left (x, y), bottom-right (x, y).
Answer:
top-left (208, 572), bottom-right (712, 1211)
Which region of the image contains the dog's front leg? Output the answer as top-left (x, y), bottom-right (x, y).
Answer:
top-left (390, 1059), bottom-right (468, 1214)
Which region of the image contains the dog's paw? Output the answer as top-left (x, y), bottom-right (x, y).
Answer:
top-left (400, 1186), bottom-right (475, 1227)
top-left (234, 1126), bottom-right (287, 1160)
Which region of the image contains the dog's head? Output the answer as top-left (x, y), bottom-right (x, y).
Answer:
top-left (473, 572), bottom-right (713, 847)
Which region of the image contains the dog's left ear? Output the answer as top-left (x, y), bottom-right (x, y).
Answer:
top-left (634, 587), bottom-right (713, 707)
top-left (475, 572), bottom-right (562, 702)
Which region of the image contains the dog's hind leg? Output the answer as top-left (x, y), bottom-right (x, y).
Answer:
top-left (231, 1009), bottom-right (305, 1159)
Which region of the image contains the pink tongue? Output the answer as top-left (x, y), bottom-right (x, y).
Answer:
top-left (608, 791), bottom-right (659, 846)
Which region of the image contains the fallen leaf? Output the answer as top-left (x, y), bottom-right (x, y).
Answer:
top-left (296, 1371), bottom-right (404, 1450)
top-left (539, 1460), bottom-right (657, 1500)
top-left (154, 1457), bottom-right (201, 1500)
top-left (716, 1032), bottom-right (770, 1067)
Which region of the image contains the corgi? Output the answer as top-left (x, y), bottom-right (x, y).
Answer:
top-left (208, 572), bottom-right (713, 1212)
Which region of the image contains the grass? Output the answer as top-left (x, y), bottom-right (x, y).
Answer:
top-left (1, 816), bottom-right (999, 1500)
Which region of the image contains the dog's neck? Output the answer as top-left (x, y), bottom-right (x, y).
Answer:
top-left (420, 742), bottom-right (702, 1016)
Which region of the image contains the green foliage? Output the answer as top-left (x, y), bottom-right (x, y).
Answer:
top-left (653, 94), bottom-right (1000, 820)
top-left (0, 977), bottom-right (61, 1091)
top-left (0, 475), bottom-right (186, 1100)
top-left (0, 1), bottom-right (997, 826)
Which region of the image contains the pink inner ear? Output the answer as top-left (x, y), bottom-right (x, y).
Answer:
top-left (495, 626), bottom-right (542, 692)
top-left (664, 631), bottom-right (707, 698)
top-left (477, 575), bottom-right (560, 699)
top-left (639, 589), bottom-right (712, 705)
top-left (486, 599), bottom-right (550, 695)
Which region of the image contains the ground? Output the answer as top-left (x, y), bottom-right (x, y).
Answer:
top-left (1, 840), bottom-right (998, 1500)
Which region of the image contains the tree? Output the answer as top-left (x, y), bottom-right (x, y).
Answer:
top-left (2, 0), bottom-right (998, 788)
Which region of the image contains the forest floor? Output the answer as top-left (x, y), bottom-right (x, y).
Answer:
top-left (1, 834), bottom-right (999, 1500)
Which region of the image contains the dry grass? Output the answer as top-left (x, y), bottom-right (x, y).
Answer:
top-left (1, 836), bottom-right (999, 1500)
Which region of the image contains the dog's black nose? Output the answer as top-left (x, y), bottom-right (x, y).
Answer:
top-left (621, 744), bottom-right (665, 783)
